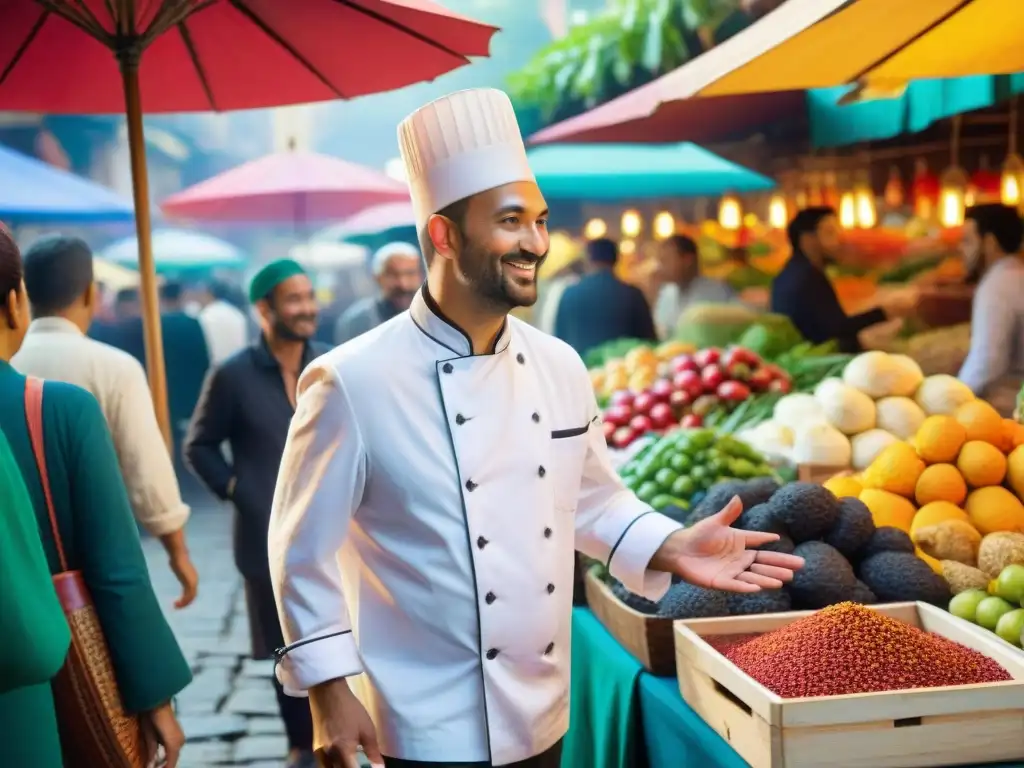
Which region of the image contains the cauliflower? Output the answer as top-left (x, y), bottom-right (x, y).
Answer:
top-left (816, 381), bottom-right (876, 435)
top-left (914, 374), bottom-right (976, 415)
top-left (737, 420), bottom-right (794, 460)
top-left (792, 423), bottom-right (852, 467)
top-left (843, 351), bottom-right (920, 399)
top-left (875, 396), bottom-right (927, 439)
top-left (773, 393), bottom-right (827, 432)
top-left (814, 377), bottom-right (845, 399)
top-left (851, 429), bottom-right (901, 470)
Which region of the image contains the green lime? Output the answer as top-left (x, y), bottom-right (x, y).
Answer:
top-left (654, 467), bottom-right (679, 489)
top-left (622, 475), bottom-right (640, 491)
top-left (650, 494), bottom-right (675, 511)
top-left (690, 465), bottom-right (708, 482)
top-left (671, 476), bottom-right (695, 498)
top-left (669, 453), bottom-right (691, 473)
top-left (689, 430), bottom-right (716, 449)
top-left (730, 459), bottom-right (756, 478)
top-left (636, 482), bottom-right (660, 504)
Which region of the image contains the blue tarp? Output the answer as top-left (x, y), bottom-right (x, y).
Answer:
top-left (528, 142), bottom-right (775, 200)
top-left (0, 143), bottom-right (135, 224)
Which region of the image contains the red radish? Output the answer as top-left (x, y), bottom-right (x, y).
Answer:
top-left (680, 414), bottom-right (703, 428)
top-left (602, 421), bottom-right (617, 443)
top-left (632, 392), bottom-right (657, 415)
top-left (649, 379), bottom-right (674, 401)
top-left (760, 363), bottom-right (785, 380)
top-left (649, 403), bottom-right (674, 429)
top-left (748, 367), bottom-right (774, 391)
top-left (672, 354), bottom-right (699, 374)
top-left (693, 348), bottom-right (721, 368)
top-left (701, 364), bottom-right (725, 391)
top-left (717, 381), bottom-right (752, 402)
top-left (672, 370), bottom-right (704, 397)
top-left (630, 414), bottom-right (654, 433)
top-left (612, 427), bottom-right (637, 449)
top-left (726, 361), bottom-right (751, 381)
top-left (668, 390), bottom-right (692, 412)
top-left (723, 346), bottom-right (761, 368)
top-left (769, 378), bottom-right (793, 394)
top-left (603, 404), bottom-right (633, 427)
top-left (609, 389), bottom-right (635, 408)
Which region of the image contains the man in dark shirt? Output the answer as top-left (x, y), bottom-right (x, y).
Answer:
top-left (771, 207), bottom-right (914, 353)
top-left (554, 238), bottom-right (658, 356)
top-left (185, 259), bottom-right (328, 768)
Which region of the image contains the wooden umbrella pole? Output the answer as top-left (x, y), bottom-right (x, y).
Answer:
top-left (119, 50), bottom-right (172, 449)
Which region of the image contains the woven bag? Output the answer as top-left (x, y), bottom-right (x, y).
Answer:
top-left (25, 377), bottom-right (153, 768)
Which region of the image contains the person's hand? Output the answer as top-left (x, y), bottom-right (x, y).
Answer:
top-left (880, 286), bottom-right (920, 318)
top-left (143, 701), bottom-right (184, 768)
top-left (310, 679), bottom-right (384, 768)
top-left (651, 496), bottom-right (804, 591)
top-left (168, 552), bottom-right (199, 609)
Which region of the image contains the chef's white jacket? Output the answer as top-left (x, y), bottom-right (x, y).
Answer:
top-left (269, 287), bottom-right (682, 765)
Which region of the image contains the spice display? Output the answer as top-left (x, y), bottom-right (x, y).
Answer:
top-left (710, 603), bottom-right (1011, 698)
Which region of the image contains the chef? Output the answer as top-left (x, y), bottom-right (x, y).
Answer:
top-left (268, 88), bottom-right (803, 768)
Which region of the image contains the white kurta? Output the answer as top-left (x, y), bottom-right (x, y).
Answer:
top-left (269, 287), bottom-right (681, 765)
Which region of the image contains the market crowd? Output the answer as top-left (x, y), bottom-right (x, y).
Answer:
top-left (1, 85), bottom-right (1021, 768)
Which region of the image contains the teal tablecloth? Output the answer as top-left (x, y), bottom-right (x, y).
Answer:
top-left (570, 607), bottom-right (1024, 768)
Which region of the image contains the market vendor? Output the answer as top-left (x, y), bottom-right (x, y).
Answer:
top-left (771, 207), bottom-right (917, 353)
top-left (957, 203), bottom-right (1024, 415)
top-left (268, 87), bottom-right (804, 768)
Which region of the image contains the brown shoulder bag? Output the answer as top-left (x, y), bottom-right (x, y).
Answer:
top-left (25, 376), bottom-right (154, 768)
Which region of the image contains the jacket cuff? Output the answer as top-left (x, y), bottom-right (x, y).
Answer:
top-left (275, 629), bottom-right (363, 697)
top-left (607, 511), bottom-right (682, 602)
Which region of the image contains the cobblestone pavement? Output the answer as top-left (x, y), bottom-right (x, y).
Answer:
top-left (142, 503), bottom-right (371, 768)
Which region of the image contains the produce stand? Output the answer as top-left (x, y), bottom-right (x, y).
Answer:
top-left (564, 607), bottom-right (1024, 768)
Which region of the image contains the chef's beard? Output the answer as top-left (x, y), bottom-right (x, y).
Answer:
top-left (457, 239), bottom-right (547, 312)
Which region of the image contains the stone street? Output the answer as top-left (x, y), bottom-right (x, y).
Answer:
top-left (142, 503), bottom-right (371, 767)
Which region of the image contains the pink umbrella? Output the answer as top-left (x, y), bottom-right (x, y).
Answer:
top-left (332, 201), bottom-right (416, 235)
top-left (161, 150), bottom-right (411, 224)
top-left (0, 0), bottom-right (497, 444)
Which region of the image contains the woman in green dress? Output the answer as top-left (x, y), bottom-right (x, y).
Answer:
top-left (0, 226), bottom-right (193, 767)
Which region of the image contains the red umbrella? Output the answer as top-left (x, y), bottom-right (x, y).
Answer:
top-left (0, 0), bottom-right (497, 443)
top-left (161, 150), bottom-right (411, 224)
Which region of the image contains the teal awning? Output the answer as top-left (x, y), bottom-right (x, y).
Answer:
top-left (810, 74), bottom-right (1024, 148)
top-left (527, 142), bottom-right (775, 200)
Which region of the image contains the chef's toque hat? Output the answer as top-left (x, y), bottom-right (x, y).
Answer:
top-left (397, 88), bottom-right (536, 234)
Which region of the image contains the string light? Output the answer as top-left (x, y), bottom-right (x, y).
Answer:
top-left (838, 192), bottom-right (857, 229)
top-left (718, 193), bottom-right (742, 230)
top-left (620, 210), bottom-right (642, 238)
top-left (767, 193), bottom-right (788, 229)
top-left (652, 212), bottom-right (675, 240)
top-left (583, 218), bottom-right (607, 240)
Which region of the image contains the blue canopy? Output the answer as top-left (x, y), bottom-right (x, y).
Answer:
top-left (101, 229), bottom-right (245, 274)
top-left (527, 142), bottom-right (775, 200)
top-left (0, 143), bottom-right (135, 224)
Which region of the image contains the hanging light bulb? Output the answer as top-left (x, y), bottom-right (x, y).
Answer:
top-left (838, 191), bottom-right (857, 229)
top-left (912, 158), bottom-right (939, 221)
top-left (652, 211), bottom-right (675, 240)
top-left (619, 239), bottom-right (637, 255)
top-left (883, 165), bottom-right (905, 208)
top-left (583, 218), bottom-right (607, 240)
top-left (854, 182), bottom-right (877, 229)
top-left (768, 193), bottom-right (788, 229)
top-left (620, 210), bottom-right (642, 238)
top-left (938, 166), bottom-right (969, 228)
top-left (1001, 154), bottom-right (1024, 207)
top-left (718, 193), bottom-right (742, 230)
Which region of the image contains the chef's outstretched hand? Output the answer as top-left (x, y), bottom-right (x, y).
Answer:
top-left (309, 679), bottom-right (384, 768)
top-left (651, 495), bottom-right (804, 592)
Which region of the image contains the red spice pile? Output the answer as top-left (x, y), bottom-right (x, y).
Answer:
top-left (709, 602), bottom-right (1011, 698)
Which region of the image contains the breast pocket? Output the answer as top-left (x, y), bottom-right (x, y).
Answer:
top-left (549, 423), bottom-right (591, 513)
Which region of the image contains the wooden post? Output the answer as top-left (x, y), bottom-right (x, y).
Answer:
top-left (119, 51), bottom-right (172, 449)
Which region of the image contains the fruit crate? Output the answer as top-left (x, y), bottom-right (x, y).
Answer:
top-left (674, 602), bottom-right (1024, 768)
top-left (584, 567), bottom-right (675, 675)
top-left (797, 463), bottom-right (848, 485)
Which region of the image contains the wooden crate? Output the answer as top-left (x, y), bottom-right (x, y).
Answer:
top-left (797, 464), bottom-right (849, 484)
top-left (584, 567), bottom-right (675, 675)
top-left (674, 602), bottom-right (1024, 768)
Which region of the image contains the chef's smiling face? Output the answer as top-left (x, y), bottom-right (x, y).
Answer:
top-left (261, 274), bottom-right (318, 341)
top-left (457, 181), bottom-right (550, 310)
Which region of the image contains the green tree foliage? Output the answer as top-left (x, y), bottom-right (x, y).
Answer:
top-left (508, 0), bottom-right (750, 124)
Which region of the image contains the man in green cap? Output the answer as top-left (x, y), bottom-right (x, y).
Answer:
top-left (185, 258), bottom-right (329, 768)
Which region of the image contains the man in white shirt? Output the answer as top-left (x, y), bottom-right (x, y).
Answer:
top-left (654, 234), bottom-right (737, 338)
top-left (14, 235), bottom-right (198, 608)
top-left (958, 203), bottom-right (1024, 415)
top-left (197, 280), bottom-right (251, 365)
top-left (268, 89), bottom-right (803, 768)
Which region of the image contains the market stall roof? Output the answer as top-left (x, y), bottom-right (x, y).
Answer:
top-left (314, 200), bottom-right (417, 247)
top-left (529, 0), bottom-right (1024, 146)
top-left (528, 142), bottom-right (775, 200)
top-left (101, 228), bottom-right (245, 274)
top-left (0, 142), bottom-right (134, 223)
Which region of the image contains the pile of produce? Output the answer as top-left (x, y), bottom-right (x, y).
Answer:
top-left (947, 557), bottom-right (1024, 648)
top-left (589, 340), bottom-right (697, 400)
top-left (709, 602), bottom-right (1011, 699)
top-left (608, 479), bottom-right (951, 620)
top-left (824, 395), bottom-right (1024, 578)
top-left (601, 346), bottom-right (793, 449)
top-left (887, 322), bottom-right (971, 376)
top-left (618, 431), bottom-right (776, 515)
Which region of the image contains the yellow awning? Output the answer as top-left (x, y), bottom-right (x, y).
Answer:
top-left (667, 0), bottom-right (1024, 98)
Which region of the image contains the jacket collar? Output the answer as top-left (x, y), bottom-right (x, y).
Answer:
top-left (410, 285), bottom-right (511, 358)
top-left (28, 317), bottom-right (84, 336)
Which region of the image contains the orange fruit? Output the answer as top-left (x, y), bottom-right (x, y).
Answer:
top-left (914, 463), bottom-right (968, 506)
top-left (954, 399), bottom-right (1005, 445)
top-left (914, 415), bottom-right (967, 464)
top-left (957, 440), bottom-right (1008, 487)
